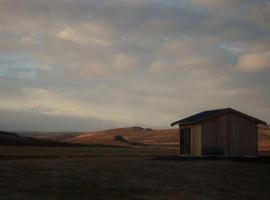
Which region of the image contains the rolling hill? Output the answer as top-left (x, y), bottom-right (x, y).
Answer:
top-left (258, 125), bottom-right (270, 151)
top-left (32, 127), bottom-right (179, 147)
top-left (30, 126), bottom-right (270, 151)
top-left (0, 131), bottom-right (77, 146)
top-left (63, 127), bottom-right (179, 146)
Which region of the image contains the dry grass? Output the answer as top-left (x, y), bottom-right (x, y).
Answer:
top-left (0, 146), bottom-right (270, 200)
top-left (0, 146), bottom-right (177, 158)
top-left (258, 126), bottom-right (270, 153)
top-left (64, 128), bottom-right (179, 146)
top-left (32, 127), bottom-right (270, 152)
top-left (33, 127), bottom-right (179, 147)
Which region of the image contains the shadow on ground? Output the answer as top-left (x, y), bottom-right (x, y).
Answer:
top-left (153, 155), bottom-right (270, 163)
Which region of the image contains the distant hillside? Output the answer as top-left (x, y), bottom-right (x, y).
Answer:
top-left (30, 126), bottom-right (270, 151)
top-left (258, 125), bottom-right (270, 152)
top-left (30, 132), bottom-right (81, 141)
top-left (0, 131), bottom-right (77, 146)
top-left (32, 127), bottom-right (179, 147)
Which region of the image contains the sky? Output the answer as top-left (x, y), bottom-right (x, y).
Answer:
top-left (0, 0), bottom-right (270, 131)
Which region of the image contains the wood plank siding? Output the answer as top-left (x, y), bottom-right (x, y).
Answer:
top-left (201, 112), bottom-right (258, 156)
top-left (179, 124), bottom-right (202, 156)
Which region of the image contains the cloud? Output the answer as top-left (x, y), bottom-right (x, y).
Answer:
top-left (57, 22), bottom-right (115, 46)
top-left (249, 1), bottom-right (270, 30)
top-left (0, 109), bottom-right (119, 132)
top-left (69, 53), bottom-right (138, 78)
top-left (113, 53), bottom-right (138, 70)
top-left (0, 0), bottom-right (269, 131)
top-left (191, 0), bottom-right (245, 8)
top-left (21, 88), bottom-right (135, 123)
top-left (149, 37), bottom-right (222, 73)
top-left (237, 51), bottom-right (270, 72)
top-left (81, 62), bottom-right (109, 76)
top-left (0, 87), bottom-right (178, 128)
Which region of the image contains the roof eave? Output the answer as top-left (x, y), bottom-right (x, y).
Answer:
top-left (171, 108), bottom-right (267, 127)
top-left (171, 121), bottom-right (201, 127)
top-left (254, 120), bottom-right (267, 125)
top-left (171, 119), bottom-right (267, 127)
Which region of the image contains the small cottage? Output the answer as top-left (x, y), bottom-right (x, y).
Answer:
top-left (171, 108), bottom-right (267, 156)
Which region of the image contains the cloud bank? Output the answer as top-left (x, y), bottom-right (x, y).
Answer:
top-left (0, 0), bottom-right (269, 131)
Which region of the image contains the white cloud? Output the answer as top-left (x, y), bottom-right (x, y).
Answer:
top-left (237, 51), bottom-right (270, 72)
top-left (57, 22), bottom-right (116, 46)
top-left (149, 61), bottom-right (165, 72)
top-left (113, 53), bottom-right (138, 70)
top-left (80, 62), bottom-right (109, 77)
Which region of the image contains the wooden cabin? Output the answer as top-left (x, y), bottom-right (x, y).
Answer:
top-left (171, 108), bottom-right (267, 156)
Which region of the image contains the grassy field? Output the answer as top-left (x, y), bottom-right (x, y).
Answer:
top-left (0, 146), bottom-right (270, 200)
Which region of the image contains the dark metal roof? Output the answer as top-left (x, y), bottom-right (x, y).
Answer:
top-left (171, 108), bottom-right (267, 126)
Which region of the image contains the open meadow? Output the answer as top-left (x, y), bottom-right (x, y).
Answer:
top-left (0, 146), bottom-right (270, 200)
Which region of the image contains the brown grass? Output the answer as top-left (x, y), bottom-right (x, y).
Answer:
top-left (32, 126), bottom-right (270, 154)
top-left (258, 126), bottom-right (270, 152)
top-left (0, 146), bottom-right (270, 200)
top-left (40, 127), bottom-right (179, 147)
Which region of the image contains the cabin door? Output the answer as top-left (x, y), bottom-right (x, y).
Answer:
top-left (180, 128), bottom-right (191, 155)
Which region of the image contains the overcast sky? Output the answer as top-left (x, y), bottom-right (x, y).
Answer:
top-left (0, 0), bottom-right (269, 131)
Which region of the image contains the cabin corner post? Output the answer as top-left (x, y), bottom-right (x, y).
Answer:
top-left (256, 125), bottom-right (258, 156)
top-left (178, 124), bottom-right (181, 157)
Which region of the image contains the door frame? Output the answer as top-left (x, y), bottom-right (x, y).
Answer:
top-left (179, 127), bottom-right (191, 155)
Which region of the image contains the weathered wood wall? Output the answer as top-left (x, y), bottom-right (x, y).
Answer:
top-left (179, 124), bottom-right (202, 156)
top-left (191, 124), bottom-right (202, 156)
top-left (201, 112), bottom-right (257, 156)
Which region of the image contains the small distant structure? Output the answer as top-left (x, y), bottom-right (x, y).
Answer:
top-left (171, 108), bottom-right (267, 156)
